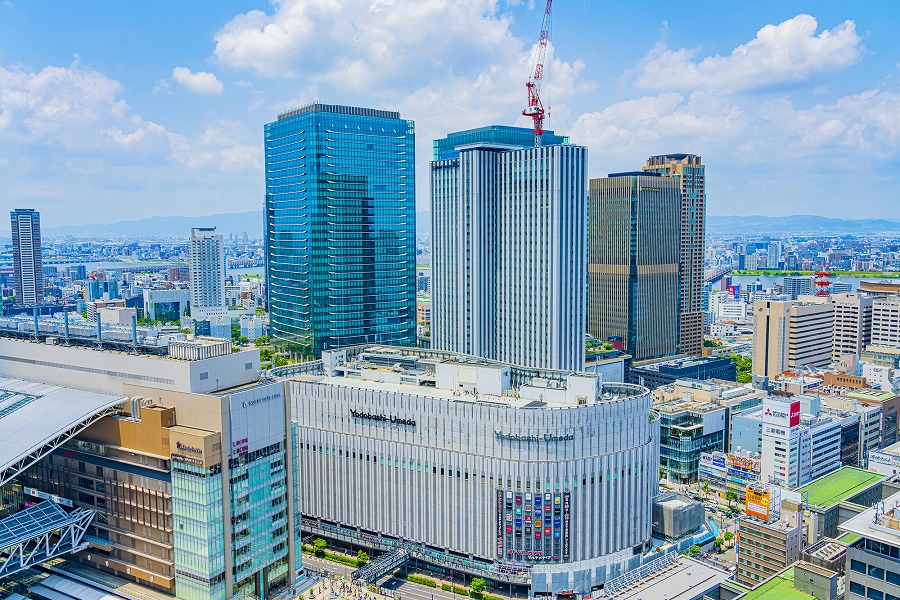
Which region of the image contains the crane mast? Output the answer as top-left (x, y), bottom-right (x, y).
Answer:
top-left (523, 0), bottom-right (552, 146)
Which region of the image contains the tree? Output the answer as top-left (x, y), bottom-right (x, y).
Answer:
top-left (239, 336), bottom-right (249, 345)
top-left (725, 489), bottom-right (738, 507)
top-left (254, 335), bottom-right (270, 347)
top-left (470, 578), bottom-right (486, 594)
top-left (313, 538), bottom-right (327, 556)
top-left (701, 482), bottom-right (711, 497)
top-left (181, 328), bottom-right (191, 335)
top-left (723, 531), bottom-right (734, 542)
top-left (714, 537), bottom-right (724, 552)
top-left (688, 545), bottom-right (701, 557)
top-left (356, 550), bottom-right (369, 565)
top-left (255, 306), bottom-right (266, 316)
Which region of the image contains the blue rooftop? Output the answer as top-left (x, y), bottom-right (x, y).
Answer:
top-left (432, 125), bottom-right (569, 161)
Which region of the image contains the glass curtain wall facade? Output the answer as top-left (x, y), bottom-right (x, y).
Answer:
top-left (264, 104), bottom-right (416, 356)
top-left (229, 442), bottom-right (291, 598)
top-left (587, 173), bottom-right (681, 361)
top-left (173, 460), bottom-right (226, 600)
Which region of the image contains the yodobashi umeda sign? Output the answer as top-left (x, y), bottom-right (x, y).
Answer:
top-left (350, 409), bottom-right (416, 427)
top-left (494, 431), bottom-right (575, 442)
top-left (228, 382), bottom-right (286, 458)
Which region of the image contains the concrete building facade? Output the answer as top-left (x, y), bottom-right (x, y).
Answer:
top-left (431, 126), bottom-right (586, 371)
top-left (752, 299), bottom-right (834, 380)
top-left (10, 208), bottom-right (43, 306)
top-left (189, 227), bottom-right (227, 319)
top-left (287, 346), bottom-right (658, 596)
top-left (831, 293), bottom-right (874, 362)
top-left (643, 154), bottom-right (705, 357)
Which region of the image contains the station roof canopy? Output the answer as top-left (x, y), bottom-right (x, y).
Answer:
top-left (0, 377), bottom-right (125, 487)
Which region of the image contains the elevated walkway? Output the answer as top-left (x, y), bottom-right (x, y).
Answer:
top-left (0, 502), bottom-right (94, 580)
top-left (352, 548), bottom-right (410, 584)
top-left (301, 518), bottom-right (530, 585)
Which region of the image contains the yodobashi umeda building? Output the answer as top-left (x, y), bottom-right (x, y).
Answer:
top-left (284, 346), bottom-right (659, 597)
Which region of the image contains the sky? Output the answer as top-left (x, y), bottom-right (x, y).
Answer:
top-left (1, 0), bottom-right (899, 228)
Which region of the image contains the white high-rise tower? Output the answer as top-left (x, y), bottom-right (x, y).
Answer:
top-left (430, 126), bottom-right (586, 371)
top-left (189, 227), bottom-right (227, 319)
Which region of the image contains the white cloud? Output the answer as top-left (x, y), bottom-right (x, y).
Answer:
top-left (214, 0), bottom-right (521, 92)
top-left (171, 66), bottom-right (225, 95)
top-left (631, 14), bottom-right (862, 93)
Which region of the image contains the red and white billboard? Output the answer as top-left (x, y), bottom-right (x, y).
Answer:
top-left (763, 398), bottom-right (801, 429)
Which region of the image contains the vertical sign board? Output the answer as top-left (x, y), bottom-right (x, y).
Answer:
top-left (745, 486), bottom-right (771, 521)
top-left (563, 492), bottom-right (570, 561)
top-left (497, 490), bottom-right (504, 558)
top-left (228, 382), bottom-right (286, 458)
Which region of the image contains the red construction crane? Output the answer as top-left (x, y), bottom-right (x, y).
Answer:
top-left (523, 0), bottom-right (552, 146)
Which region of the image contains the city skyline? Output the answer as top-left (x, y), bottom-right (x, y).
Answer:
top-left (1, 1), bottom-right (899, 226)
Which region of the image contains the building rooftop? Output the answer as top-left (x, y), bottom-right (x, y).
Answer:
top-left (632, 355), bottom-right (732, 372)
top-left (432, 125), bottom-right (569, 161)
top-left (837, 532), bottom-right (861, 544)
top-left (846, 389), bottom-right (899, 402)
top-left (276, 103), bottom-right (400, 121)
top-left (736, 567), bottom-right (812, 600)
top-left (839, 490), bottom-right (900, 546)
top-left (797, 467), bottom-right (885, 509)
top-left (280, 345), bottom-right (648, 409)
top-left (604, 555), bottom-right (730, 600)
top-left (654, 396), bottom-right (724, 415)
top-left (803, 537), bottom-right (848, 562)
top-left (0, 378), bottom-right (125, 486)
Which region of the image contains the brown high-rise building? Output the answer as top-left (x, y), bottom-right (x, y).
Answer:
top-left (643, 155), bottom-right (705, 356)
top-left (588, 172), bottom-right (681, 360)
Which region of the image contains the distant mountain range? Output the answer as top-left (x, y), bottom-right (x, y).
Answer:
top-left (43, 211), bottom-right (900, 239)
top-left (46, 211), bottom-right (263, 238)
top-left (708, 215), bottom-right (900, 235)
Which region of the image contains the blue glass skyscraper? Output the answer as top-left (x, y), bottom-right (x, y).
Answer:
top-left (264, 104), bottom-right (416, 355)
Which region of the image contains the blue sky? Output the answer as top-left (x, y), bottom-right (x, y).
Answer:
top-left (1, 0), bottom-right (898, 227)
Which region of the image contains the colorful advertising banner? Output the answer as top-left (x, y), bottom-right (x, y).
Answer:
top-left (745, 486), bottom-right (771, 521)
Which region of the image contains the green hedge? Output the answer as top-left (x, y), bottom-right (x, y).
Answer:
top-left (408, 575), bottom-right (437, 588)
top-left (299, 544), bottom-right (360, 567)
top-left (441, 583), bottom-right (452, 592)
top-left (453, 585), bottom-right (469, 596)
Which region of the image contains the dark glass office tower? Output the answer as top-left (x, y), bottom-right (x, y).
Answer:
top-left (264, 104), bottom-right (416, 355)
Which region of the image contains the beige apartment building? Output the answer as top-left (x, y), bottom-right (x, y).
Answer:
top-left (831, 292), bottom-right (873, 361)
top-left (643, 154), bottom-right (706, 358)
top-left (752, 298), bottom-right (834, 380)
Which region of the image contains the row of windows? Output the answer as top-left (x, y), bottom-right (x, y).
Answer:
top-left (303, 443), bottom-right (645, 489)
top-left (851, 558), bottom-right (900, 585)
top-left (849, 581), bottom-right (900, 600)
